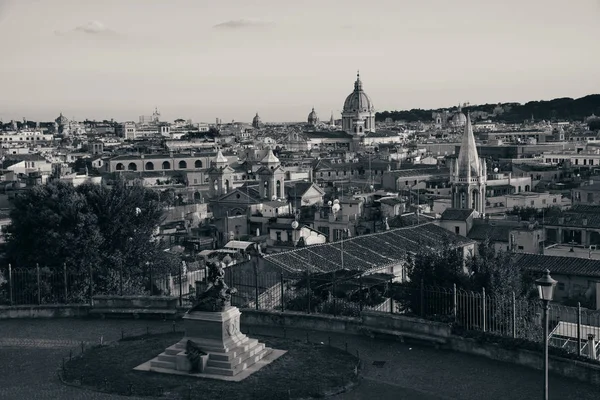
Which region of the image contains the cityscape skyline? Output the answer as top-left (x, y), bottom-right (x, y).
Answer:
top-left (1, 0), bottom-right (599, 123)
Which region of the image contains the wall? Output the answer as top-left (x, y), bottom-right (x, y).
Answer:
top-left (448, 337), bottom-right (600, 386)
top-left (0, 305), bottom-right (90, 319)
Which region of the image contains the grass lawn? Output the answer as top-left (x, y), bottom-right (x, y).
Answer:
top-left (62, 331), bottom-right (359, 399)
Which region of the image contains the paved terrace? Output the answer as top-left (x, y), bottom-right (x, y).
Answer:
top-left (0, 318), bottom-right (596, 399)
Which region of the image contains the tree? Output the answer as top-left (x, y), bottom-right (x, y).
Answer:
top-left (467, 239), bottom-right (538, 339)
top-left (4, 179), bottom-right (175, 297)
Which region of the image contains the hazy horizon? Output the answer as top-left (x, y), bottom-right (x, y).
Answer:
top-left (1, 0), bottom-right (599, 123)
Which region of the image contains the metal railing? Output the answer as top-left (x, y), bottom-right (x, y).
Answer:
top-left (0, 262), bottom-right (197, 306)
top-left (3, 261), bottom-right (600, 360)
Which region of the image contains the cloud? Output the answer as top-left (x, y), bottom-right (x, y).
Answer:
top-left (55, 21), bottom-right (119, 37)
top-left (213, 19), bottom-right (274, 30)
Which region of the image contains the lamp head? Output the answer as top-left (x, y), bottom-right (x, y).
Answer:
top-left (535, 269), bottom-right (557, 302)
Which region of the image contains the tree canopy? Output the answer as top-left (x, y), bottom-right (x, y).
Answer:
top-left (376, 94), bottom-right (600, 123)
top-left (4, 179), bottom-right (179, 295)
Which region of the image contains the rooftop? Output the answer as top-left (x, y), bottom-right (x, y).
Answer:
top-left (515, 253), bottom-right (600, 279)
top-left (263, 222), bottom-right (474, 274)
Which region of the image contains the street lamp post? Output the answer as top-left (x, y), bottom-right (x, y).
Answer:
top-left (535, 269), bottom-right (557, 400)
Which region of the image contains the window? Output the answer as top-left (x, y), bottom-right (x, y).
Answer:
top-left (276, 232), bottom-right (282, 242)
top-left (542, 199), bottom-right (546, 205)
top-left (455, 226), bottom-right (460, 235)
top-left (558, 282), bottom-right (565, 291)
top-left (530, 201), bottom-right (534, 206)
top-left (553, 198), bottom-right (557, 203)
top-left (588, 193), bottom-right (594, 203)
top-left (517, 246), bottom-right (524, 250)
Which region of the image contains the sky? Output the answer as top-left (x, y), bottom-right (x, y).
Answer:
top-left (0, 0), bottom-right (599, 123)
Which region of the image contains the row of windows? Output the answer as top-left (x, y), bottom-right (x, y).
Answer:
top-left (115, 159), bottom-right (203, 171)
top-left (317, 170), bottom-right (384, 178)
top-left (1, 136), bottom-right (50, 141)
top-left (546, 158), bottom-right (596, 166)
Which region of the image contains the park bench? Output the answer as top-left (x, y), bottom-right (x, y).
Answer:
top-left (89, 295), bottom-right (178, 320)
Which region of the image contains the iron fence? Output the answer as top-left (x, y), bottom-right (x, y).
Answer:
top-left (0, 262), bottom-right (198, 306)
top-left (3, 260), bottom-right (600, 360)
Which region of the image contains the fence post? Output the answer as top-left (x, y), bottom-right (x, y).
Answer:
top-left (359, 274), bottom-right (364, 312)
top-left (577, 302), bottom-right (582, 356)
top-left (36, 263), bottom-right (41, 305)
top-left (280, 272), bottom-right (285, 312)
top-left (389, 278), bottom-right (394, 314)
top-left (453, 283), bottom-right (457, 323)
top-left (8, 263), bottom-right (12, 306)
top-left (482, 287), bottom-right (486, 333)
top-left (149, 262), bottom-right (153, 296)
top-left (420, 279), bottom-right (424, 317)
top-left (89, 264), bottom-right (94, 306)
top-left (179, 262), bottom-right (183, 307)
top-left (306, 271), bottom-right (311, 314)
top-left (512, 292), bottom-right (517, 339)
top-left (332, 271), bottom-right (337, 316)
top-left (119, 261), bottom-right (123, 296)
top-left (254, 264), bottom-right (259, 310)
top-left (63, 263), bottom-right (68, 304)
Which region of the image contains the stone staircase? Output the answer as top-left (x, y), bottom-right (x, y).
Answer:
top-left (149, 334), bottom-right (273, 377)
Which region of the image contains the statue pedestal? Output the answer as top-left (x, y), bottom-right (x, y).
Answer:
top-left (135, 307), bottom-right (285, 381)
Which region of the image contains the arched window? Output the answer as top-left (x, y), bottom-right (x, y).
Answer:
top-left (116, 163), bottom-right (124, 170)
top-left (194, 191), bottom-right (201, 202)
top-left (195, 160), bottom-right (202, 168)
top-left (213, 179), bottom-right (218, 192)
top-left (179, 160), bottom-right (187, 169)
top-left (128, 162), bottom-right (137, 171)
top-left (276, 180), bottom-right (281, 198)
top-left (162, 161), bottom-right (171, 170)
top-left (145, 162), bottom-right (154, 170)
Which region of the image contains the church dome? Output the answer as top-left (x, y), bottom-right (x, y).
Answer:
top-left (452, 106), bottom-right (467, 127)
top-left (307, 108), bottom-right (318, 124)
top-left (55, 112), bottom-right (69, 125)
top-left (343, 72), bottom-right (374, 113)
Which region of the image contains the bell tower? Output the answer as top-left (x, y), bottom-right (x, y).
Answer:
top-left (257, 148), bottom-right (285, 200)
top-left (450, 113), bottom-right (487, 215)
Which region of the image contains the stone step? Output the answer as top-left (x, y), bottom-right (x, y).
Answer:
top-left (165, 344), bottom-right (184, 356)
top-left (157, 353), bottom-right (177, 363)
top-left (150, 360), bottom-right (176, 370)
top-left (209, 339), bottom-right (259, 362)
top-left (207, 343), bottom-right (265, 370)
top-left (203, 348), bottom-right (272, 377)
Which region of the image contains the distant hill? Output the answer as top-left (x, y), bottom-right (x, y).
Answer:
top-left (376, 94), bottom-right (600, 124)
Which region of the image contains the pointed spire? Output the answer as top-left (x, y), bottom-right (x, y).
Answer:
top-left (215, 148), bottom-right (228, 166)
top-left (456, 112), bottom-right (481, 180)
top-left (261, 147), bottom-right (280, 165)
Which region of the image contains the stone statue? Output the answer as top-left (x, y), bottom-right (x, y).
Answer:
top-left (188, 260), bottom-right (237, 312)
